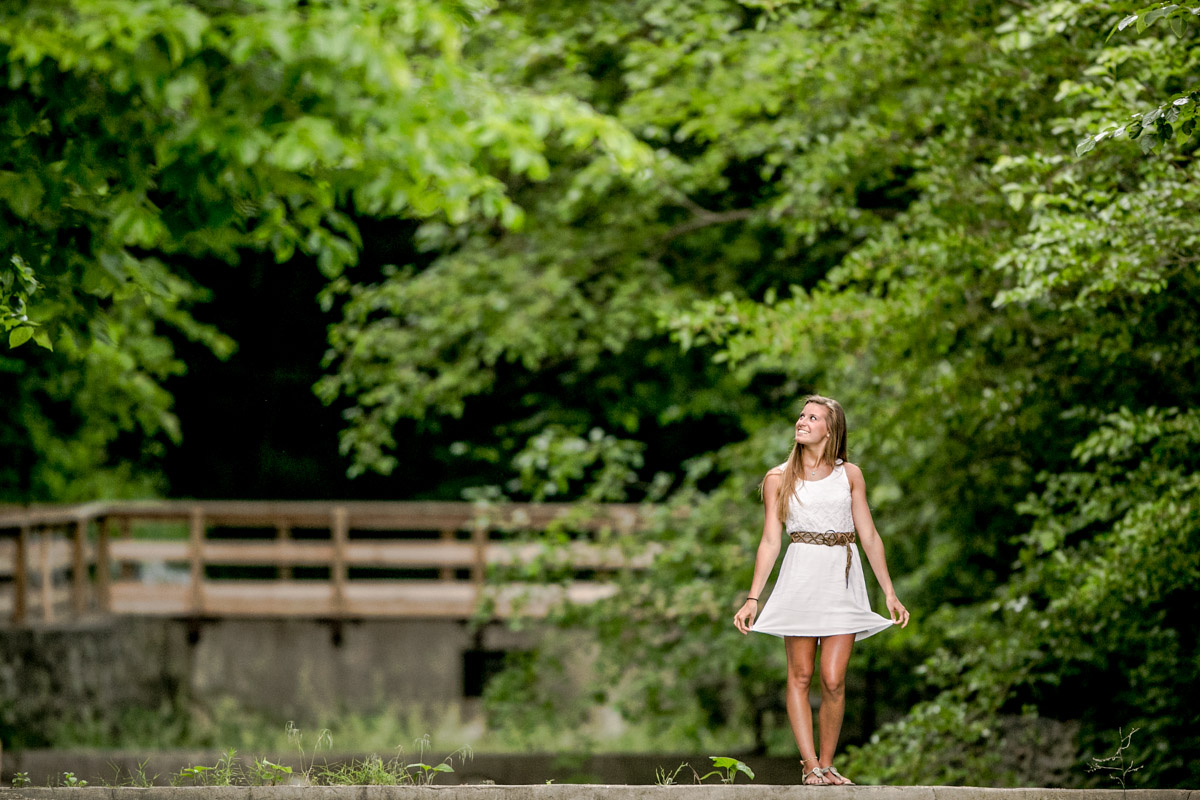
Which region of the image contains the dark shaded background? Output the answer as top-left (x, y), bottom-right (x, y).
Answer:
top-left (162, 218), bottom-right (753, 501)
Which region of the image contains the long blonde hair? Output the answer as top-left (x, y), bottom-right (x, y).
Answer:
top-left (772, 395), bottom-right (848, 524)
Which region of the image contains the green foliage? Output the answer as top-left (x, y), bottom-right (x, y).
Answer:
top-left (1077, 3), bottom-right (1200, 155)
top-left (478, 639), bottom-right (587, 741)
top-left (698, 756), bottom-right (755, 784)
top-left (653, 757), bottom-right (753, 786)
top-left (157, 737), bottom-right (468, 786)
top-left (845, 408), bottom-right (1200, 785)
top-left (369, 0), bottom-right (1200, 788)
top-left (1, 0), bottom-right (536, 332)
top-left (102, 759), bottom-right (157, 788)
top-left (171, 764), bottom-right (216, 787)
top-left (34, 692), bottom-right (736, 755)
top-left (317, 755), bottom-right (407, 786)
top-left (510, 425), bottom-right (648, 501)
top-left (313, 739), bottom-right (471, 786)
top-left (248, 758), bottom-right (293, 786)
top-left (0, 0), bottom-right (647, 500)
top-left (57, 772), bottom-right (88, 788)
top-left (5, 0), bottom-right (1198, 786)
top-left (170, 748), bottom-right (240, 787)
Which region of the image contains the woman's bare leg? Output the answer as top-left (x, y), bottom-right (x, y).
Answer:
top-left (816, 633), bottom-right (855, 783)
top-left (783, 636), bottom-right (823, 782)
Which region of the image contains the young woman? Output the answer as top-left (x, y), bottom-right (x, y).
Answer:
top-left (733, 395), bottom-right (910, 786)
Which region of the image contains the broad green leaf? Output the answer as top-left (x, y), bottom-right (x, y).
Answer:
top-left (8, 326), bottom-right (33, 348)
top-left (1142, 6), bottom-right (1175, 29)
top-left (0, 170), bottom-right (45, 218)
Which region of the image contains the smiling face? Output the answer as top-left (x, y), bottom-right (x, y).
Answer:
top-left (794, 402), bottom-right (831, 447)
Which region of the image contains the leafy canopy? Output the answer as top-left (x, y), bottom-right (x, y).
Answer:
top-left (0, 0), bottom-right (645, 499)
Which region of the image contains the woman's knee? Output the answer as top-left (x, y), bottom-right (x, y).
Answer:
top-left (820, 672), bottom-right (846, 697)
top-left (787, 666), bottom-right (814, 690)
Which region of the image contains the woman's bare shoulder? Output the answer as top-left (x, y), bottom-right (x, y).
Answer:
top-left (764, 464), bottom-right (786, 482)
top-left (842, 461), bottom-right (865, 483)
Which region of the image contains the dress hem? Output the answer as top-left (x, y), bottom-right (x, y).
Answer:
top-left (751, 621), bottom-right (893, 642)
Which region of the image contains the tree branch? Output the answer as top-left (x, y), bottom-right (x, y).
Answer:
top-left (664, 208), bottom-right (756, 241)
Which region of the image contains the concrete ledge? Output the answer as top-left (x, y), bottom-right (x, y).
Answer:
top-left (6, 752), bottom-right (804, 787)
top-left (0, 787), bottom-right (1195, 800)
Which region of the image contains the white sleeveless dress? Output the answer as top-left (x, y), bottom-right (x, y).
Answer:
top-left (752, 461), bottom-right (894, 641)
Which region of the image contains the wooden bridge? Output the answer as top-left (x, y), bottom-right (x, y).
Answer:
top-left (0, 501), bottom-right (651, 626)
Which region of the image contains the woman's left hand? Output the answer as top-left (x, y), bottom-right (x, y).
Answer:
top-left (886, 594), bottom-right (910, 628)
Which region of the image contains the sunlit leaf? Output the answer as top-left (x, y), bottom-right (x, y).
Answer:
top-left (8, 326), bottom-right (33, 348)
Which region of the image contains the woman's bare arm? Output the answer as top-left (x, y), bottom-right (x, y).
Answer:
top-left (734, 470), bottom-right (785, 633)
top-left (845, 462), bottom-right (909, 627)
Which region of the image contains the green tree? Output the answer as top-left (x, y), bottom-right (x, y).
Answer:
top-left (319, 0), bottom-right (1200, 786)
top-left (653, 0), bottom-right (1200, 786)
top-left (0, 0), bottom-right (644, 500)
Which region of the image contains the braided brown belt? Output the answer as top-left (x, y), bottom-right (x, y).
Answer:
top-left (789, 529), bottom-right (857, 586)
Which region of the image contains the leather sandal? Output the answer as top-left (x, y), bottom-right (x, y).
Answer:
top-left (818, 766), bottom-right (855, 785)
top-left (802, 757), bottom-right (827, 785)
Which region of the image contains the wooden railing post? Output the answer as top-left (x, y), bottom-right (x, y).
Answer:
top-left (72, 517), bottom-right (88, 616)
top-left (276, 522), bottom-right (292, 580)
top-left (97, 516), bottom-right (112, 613)
top-left (189, 507), bottom-right (205, 615)
top-left (439, 528), bottom-right (455, 581)
top-left (471, 520), bottom-right (488, 607)
top-left (39, 528), bottom-right (53, 623)
top-left (118, 517), bottom-right (135, 581)
top-left (331, 506), bottom-right (348, 617)
top-left (13, 525), bottom-right (29, 625)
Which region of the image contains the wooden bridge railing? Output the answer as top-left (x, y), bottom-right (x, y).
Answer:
top-left (0, 501), bottom-right (653, 626)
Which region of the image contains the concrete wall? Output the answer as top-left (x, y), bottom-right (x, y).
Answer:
top-left (0, 617), bottom-right (533, 744)
top-left (186, 619), bottom-right (529, 718)
top-left (0, 619), bottom-right (192, 745)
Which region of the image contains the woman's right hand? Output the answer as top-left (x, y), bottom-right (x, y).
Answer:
top-left (733, 599), bottom-right (758, 634)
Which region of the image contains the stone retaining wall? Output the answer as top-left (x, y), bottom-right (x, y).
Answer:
top-left (0, 617), bottom-right (535, 733)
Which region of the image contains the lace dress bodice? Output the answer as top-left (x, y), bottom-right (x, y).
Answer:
top-left (780, 460), bottom-right (855, 533)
